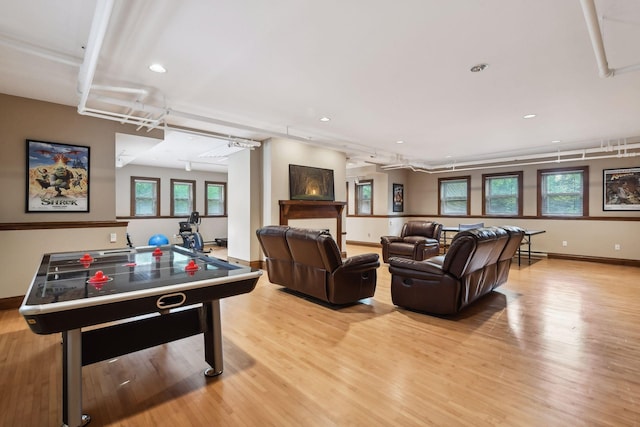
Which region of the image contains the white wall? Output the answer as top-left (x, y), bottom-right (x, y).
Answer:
top-left (227, 148), bottom-right (262, 264)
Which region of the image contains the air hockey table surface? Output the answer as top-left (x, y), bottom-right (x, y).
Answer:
top-left (20, 244), bottom-right (261, 334)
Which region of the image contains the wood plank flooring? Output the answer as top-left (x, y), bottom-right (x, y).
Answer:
top-left (1, 245), bottom-right (639, 426)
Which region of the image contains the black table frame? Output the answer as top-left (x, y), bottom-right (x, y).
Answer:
top-left (20, 246), bottom-right (260, 427)
top-left (441, 226), bottom-right (546, 266)
top-left (517, 230), bottom-right (546, 265)
top-left (62, 301), bottom-right (223, 426)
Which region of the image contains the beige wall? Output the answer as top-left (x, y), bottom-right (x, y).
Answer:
top-left (346, 158), bottom-right (640, 261)
top-left (2, 93), bottom-right (638, 299)
top-left (406, 158), bottom-right (640, 218)
top-left (262, 138), bottom-right (347, 247)
top-left (0, 93), bottom-right (161, 298)
top-left (0, 93), bottom-right (162, 222)
top-left (115, 163), bottom-right (228, 247)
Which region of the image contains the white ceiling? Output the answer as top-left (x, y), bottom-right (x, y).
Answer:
top-left (2, 0), bottom-right (640, 172)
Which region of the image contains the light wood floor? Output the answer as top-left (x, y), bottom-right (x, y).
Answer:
top-left (1, 245), bottom-right (639, 426)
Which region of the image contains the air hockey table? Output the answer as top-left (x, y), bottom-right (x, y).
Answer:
top-left (19, 245), bottom-right (262, 427)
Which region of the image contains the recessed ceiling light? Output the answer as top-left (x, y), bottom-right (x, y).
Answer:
top-left (396, 140), bottom-right (404, 144)
top-left (470, 63), bottom-right (489, 73)
top-left (149, 63), bottom-right (167, 73)
top-left (523, 114), bottom-right (536, 119)
top-left (320, 117), bottom-right (331, 122)
top-left (445, 155), bottom-right (452, 158)
top-left (551, 140), bottom-right (561, 143)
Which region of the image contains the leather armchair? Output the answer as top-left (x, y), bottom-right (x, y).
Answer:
top-left (381, 221), bottom-right (442, 263)
top-left (257, 226), bottom-right (380, 305)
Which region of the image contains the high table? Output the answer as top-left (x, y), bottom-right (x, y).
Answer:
top-left (440, 226), bottom-right (459, 253)
top-left (19, 245), bottom-right (261, 427)
top-left (518, 230), bottom-right (546, 265)
top-left (441, 226), bottom-right (546, 265)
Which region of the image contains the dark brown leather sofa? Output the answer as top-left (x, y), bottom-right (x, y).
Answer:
top-left (256, 226), bottom-right (380, 305)
top-left (380, 220), bottom-right (443, 263)
top-left (388, 226), bottom-right (524, 315)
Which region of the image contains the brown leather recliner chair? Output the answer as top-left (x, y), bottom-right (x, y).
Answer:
top-left (256, 226), bottom-right (380, 305)
top-left (380, 221), bottom-right (443, 263)
top-left (388, 226), bottom-right (524, 315)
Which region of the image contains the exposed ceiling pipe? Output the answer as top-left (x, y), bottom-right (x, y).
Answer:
top-left (381, 141), bottom-right (640, 173)
top-left (166, 108), bottom-right (324, 145)
top-left (387, 151), bottom-right (638, 174)
top-left (164, 124), bottom-right (261, 149)
top-left (77, 0), bottom-right (115, 114)
top-left (430, 142), bottom-right (640, 169)
top-left (385, 141), bottom-right (639, 169)
top-left (90, 84), bottom-right (149, 97)
top-left (86, 94), bottom-right (166, 130)
top-left (580, 0), bottom-right (614, 78)
top-left (136, 113), bottom-right (154, 131)
top-left (90, 94), bottom-right (166, 115)
top-left (88, 85), bottom-right (156, 126)
top-left (81, 108), bottom-right (162, 128)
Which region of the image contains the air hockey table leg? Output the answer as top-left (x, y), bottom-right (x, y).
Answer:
top-left (203, 300), bottom-right (223, 377)
top-left (62, 329), bottom-right (90, 426)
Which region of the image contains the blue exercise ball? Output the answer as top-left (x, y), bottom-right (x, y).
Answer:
top-left (148, 234), bottom-right (169, 246)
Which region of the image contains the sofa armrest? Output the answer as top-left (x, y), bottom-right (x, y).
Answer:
top-left (329, 253), bottom-right (379, 304)
top-left (404, 236), bottom-right (440, 246)
top-left (341, 253), bottom-right (380, 269)
top-left (381, 236), bottom-right (403, 244)
top-left (388, 256), bottom-right (444, 277)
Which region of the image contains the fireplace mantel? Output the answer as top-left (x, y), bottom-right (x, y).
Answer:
top-left (279, 200), bottom-right (346, 251)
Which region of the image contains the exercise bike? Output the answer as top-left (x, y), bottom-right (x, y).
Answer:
top-left (178, 211), bottom-right (208, 252)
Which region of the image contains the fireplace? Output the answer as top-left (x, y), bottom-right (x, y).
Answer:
top-left (278, 200), bottom-right (346, 252)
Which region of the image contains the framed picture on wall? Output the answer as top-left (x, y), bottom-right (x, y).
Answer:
top-left (393, 183), bottom-right (404, 212)
top-left (26, 139), bottom-right (90, 212)
top-left (603, 167), bottom-right (640, 211)
top-left (289, 164), bottom-right (335, 201)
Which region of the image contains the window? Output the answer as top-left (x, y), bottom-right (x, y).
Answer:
top-left (131, 176), bottom-right (160, 217)
top-left (482, 171), bottom-right (523, 216)
top-left (345, 181), bottom-right (349, 215)
top-left (205, 181), bottom-right (226, 216)
top-left (171, 179), bottom-right (196, 216)
top-left (439, 176), bottom-right (470, 215)
top-left (355, 179), bottom-right (373, 215)
top-left (538, 166), bottom-right (588, 217)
